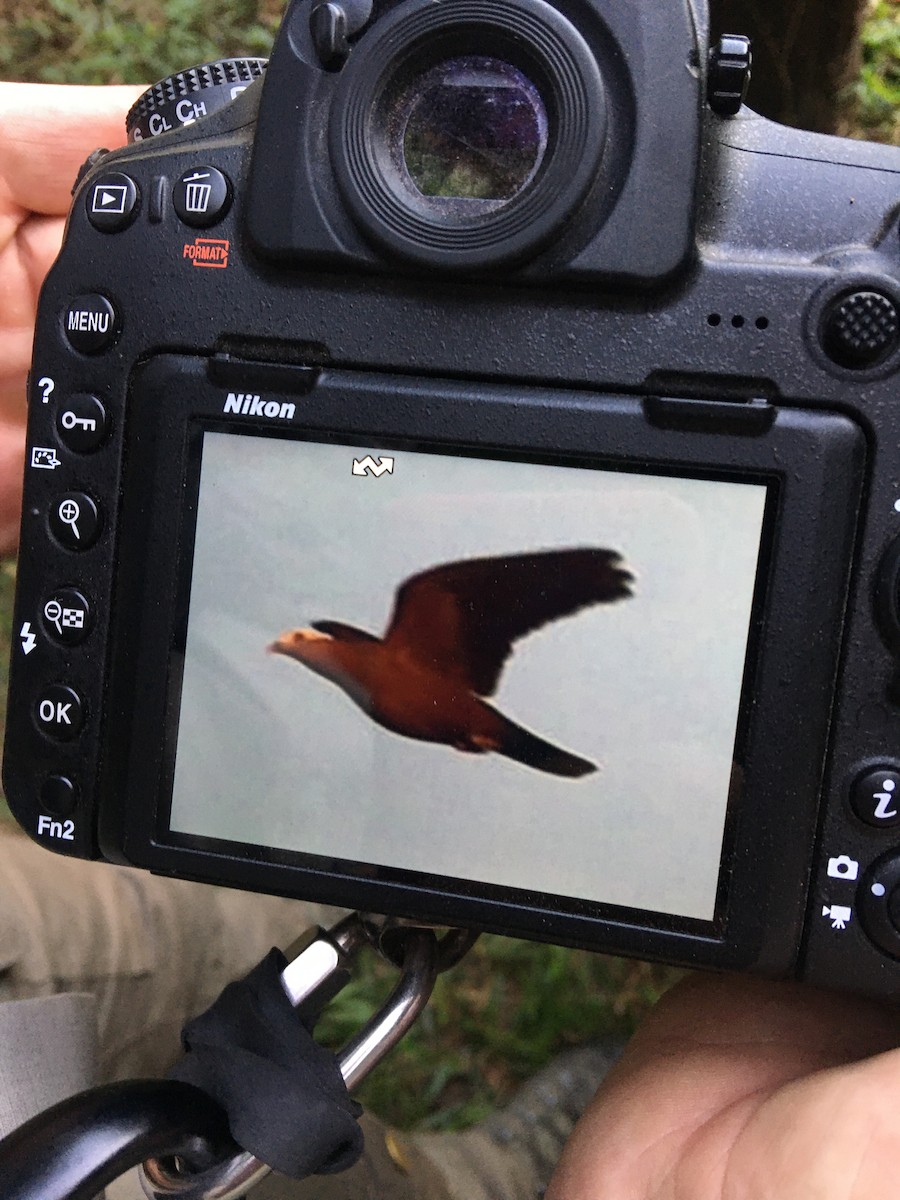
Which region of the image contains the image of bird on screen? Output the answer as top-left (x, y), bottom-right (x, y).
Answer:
top-left (269, 546), bottom-right (633, 777)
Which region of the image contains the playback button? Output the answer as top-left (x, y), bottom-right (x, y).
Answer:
top-left (86, 172), bottom-right (140, 232)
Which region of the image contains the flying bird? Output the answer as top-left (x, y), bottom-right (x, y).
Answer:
top-left (269, 547), bottom-right (633, 777)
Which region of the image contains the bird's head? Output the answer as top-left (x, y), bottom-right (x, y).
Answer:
top-left (268, 627), bottom-right (335, 663)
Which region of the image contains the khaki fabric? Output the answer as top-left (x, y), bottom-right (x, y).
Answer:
top-left (0, 993), bottom-right (97, 1139)
top-left (0, 827), bottom-right (340, 1082)
top-left (0, 828), bottom-right (455, 1200)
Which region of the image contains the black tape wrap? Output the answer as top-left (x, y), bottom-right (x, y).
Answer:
top-left (168, 948), bottom-right (364, 1179)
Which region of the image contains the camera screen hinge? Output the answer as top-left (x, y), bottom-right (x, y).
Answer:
top-left (643, 394), bottom-right (775, 435)
top-left (208, 352), bottom-right (322, 395)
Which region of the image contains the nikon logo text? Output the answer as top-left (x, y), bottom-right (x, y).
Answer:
top-left (223, 393), bottom-right (296, 420)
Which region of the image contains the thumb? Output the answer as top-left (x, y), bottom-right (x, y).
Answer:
top-left (0, 82), bottom-right (144, 216)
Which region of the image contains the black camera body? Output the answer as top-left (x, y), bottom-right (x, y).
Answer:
top-left (7, 0), bottom-right (900, 999)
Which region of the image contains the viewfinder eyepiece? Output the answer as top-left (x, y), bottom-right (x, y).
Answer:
top-left (396, 56), bottom-right (549, 211)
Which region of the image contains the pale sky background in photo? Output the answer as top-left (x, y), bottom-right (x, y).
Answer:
top-left (170, 431), bottom-right (768, 921)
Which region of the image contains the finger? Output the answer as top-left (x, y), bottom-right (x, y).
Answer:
top-left (0, 83), bottom-right (144, 217)
top-left (723, 1047), bottom-right (900, 1200)
top-left (547, 974), bottom-right (900, 1200)
top-left (0, 422), bottom-right (24, 557)
top-left (0, 214), bottom-right (64, 425)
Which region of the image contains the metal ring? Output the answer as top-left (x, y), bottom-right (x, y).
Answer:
top-left (140, 926), bottom-right (440, 1199)
top-left (363, 916), bottom-right (479, 972)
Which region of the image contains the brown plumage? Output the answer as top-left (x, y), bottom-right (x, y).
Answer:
top-left (270, 547), bottom-right (633, 777)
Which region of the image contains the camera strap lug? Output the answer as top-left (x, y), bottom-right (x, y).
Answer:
top-left (139, 913), bottom-right (477, 1200)
top-left (309, 0), bottom-right (373, 70)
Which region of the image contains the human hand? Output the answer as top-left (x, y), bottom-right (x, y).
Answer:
top-left (547, 972), bottom-right (900, 1199)
top-left (0, 82), bottom-right (141, 553)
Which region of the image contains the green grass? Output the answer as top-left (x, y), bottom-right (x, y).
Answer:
top-left (0, 0), bottom-right (281, 84)
top-left (2, 0), bottom-right (899, 149)
top-left (316, 935), bottom-right (677, 1129)
top-left (847, 0), bottom-right (900, 143)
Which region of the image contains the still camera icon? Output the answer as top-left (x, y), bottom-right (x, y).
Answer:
top-left (826, 854), bottom-right (860, 881)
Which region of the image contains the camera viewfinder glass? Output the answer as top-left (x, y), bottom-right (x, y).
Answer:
top-left (397, 57), bottom-right (548, 208)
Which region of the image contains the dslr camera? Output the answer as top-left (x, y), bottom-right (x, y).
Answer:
top-left (7, 0), bottom-right (900, 1000)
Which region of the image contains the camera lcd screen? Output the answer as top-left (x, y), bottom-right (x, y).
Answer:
top-left (168, 430), bottom-right (768, 924)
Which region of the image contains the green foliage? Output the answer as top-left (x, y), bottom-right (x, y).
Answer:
top-left (848, 0), bottom-right (900, 142)
top-left (317, 934), bottom-right (678, 1130)
top-left (0, 0), bottom-right (280, 85)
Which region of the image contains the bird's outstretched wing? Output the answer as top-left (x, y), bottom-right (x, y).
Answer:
top-left (382, 548), bottom-right (633, 696)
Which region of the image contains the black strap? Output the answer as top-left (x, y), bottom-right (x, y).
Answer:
top-left (168, 947), bottom-right (364, 1179)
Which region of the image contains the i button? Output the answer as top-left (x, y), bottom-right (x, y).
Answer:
top-left (850, 766), bottom-right (900, 828)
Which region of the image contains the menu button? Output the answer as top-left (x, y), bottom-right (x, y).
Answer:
top-left (63, 294), bottom-right (120, 354)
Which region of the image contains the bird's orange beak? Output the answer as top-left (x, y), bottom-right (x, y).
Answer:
top-left (268, 628), bottom-right (332, 656)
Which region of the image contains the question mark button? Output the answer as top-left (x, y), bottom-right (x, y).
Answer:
top-left (36, 377), bottom-right (55, 404)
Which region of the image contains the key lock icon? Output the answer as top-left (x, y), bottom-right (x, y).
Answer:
top-left (61, 410), bottom-right (98, 435)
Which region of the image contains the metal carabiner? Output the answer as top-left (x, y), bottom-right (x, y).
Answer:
top-left (140, 914), bottom-right (450, 1200)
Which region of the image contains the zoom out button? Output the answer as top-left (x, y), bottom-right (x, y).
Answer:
top-left (41, 589), bottom-right (91, 645)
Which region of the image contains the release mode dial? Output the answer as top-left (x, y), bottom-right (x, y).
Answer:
top-left (126, 58), bottom-right (267, 143)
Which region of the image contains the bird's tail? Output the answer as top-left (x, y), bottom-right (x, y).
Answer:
top-left (493, 713), bottom-right (597, 778)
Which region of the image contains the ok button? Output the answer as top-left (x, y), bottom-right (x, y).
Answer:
top-left (34, 685), bottom-right (84, 740)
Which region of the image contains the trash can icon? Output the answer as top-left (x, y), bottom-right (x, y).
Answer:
top-left (184, 172), bottom-right (212, 214)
